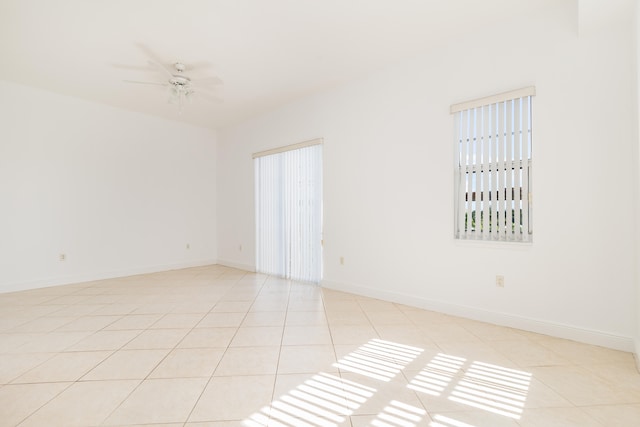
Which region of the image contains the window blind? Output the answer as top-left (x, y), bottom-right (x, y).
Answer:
top-left (453, 88), bottom-right (533, 242)
top-left (254, 142), bottom-right (323, 282)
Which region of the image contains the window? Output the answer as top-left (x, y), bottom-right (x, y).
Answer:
top-left (452, 87), bottom-right (534, 242)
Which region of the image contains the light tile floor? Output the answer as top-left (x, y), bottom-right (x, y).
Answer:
top-left (1, 265), bottom-right (639, 426)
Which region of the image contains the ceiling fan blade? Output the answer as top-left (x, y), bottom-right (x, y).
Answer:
top-left (134, 43), bottom-right (175, 78)
top-left (195, 91), bottom-right (223, 103)
top-left (135, 43), bottom-right (166, 65)
top-left (123, 79), bottom-right (167, 86)
top-left (194, 76), bottom-right (223, 85)
top-left (147, 60), bottom-right (175, 79)
top-left (184, 61), bottom-right (212, 72)
top-left (111, 62), bottom-right (155, 72)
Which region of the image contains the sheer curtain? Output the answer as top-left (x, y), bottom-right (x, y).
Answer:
top-left (254, 141), bottom-right (323, 282)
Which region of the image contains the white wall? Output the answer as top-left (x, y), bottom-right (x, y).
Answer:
top-left (0, 80), bottom-right (218, 292)
top-left (218, 2), bottom-right (637, 351)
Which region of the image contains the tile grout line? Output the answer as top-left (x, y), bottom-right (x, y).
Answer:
top-left (180, 269), bottom-right (269, 426)
top-left (96, 269), bottom-right (209, 426)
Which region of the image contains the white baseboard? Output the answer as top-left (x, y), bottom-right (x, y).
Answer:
top-left (0, 259), bottom-right (218, 294)
top-left (321, 279), bottom-right (634, 353)
top-left (216, 259), bottom-right (256, 273)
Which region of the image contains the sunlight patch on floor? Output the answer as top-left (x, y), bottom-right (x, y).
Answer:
top-left (371, 400), bottom-right (427, 427)
top-left (448, 361), bottom-right (531, 419)
top-left (408, 353), bottom-right (466, 396)
top-left (334, 339), bottom-right (424, 382)
top-left (243, 372), bottom-right (373, 426)
top-left (430, 414), bottom-right (477, 427)
top-left (243, 339), bottom-right (422, 426)
top-left (243, 339), bottom-right (532, 426)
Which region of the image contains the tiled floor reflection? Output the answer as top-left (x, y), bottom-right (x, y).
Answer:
top-left (0, 265), bottom-right (639, 426)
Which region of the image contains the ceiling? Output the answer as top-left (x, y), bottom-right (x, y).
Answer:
top-left (0, 0), bottom-right (563, 130)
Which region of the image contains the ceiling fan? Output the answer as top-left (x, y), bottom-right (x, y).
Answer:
top-left (123, 49), bottom-right (223, 112)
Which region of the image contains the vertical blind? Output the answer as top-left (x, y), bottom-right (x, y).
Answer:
top-left (254, 141), bottom-right (323, 282)
top-left (452, 87), bottom-right (534, 242)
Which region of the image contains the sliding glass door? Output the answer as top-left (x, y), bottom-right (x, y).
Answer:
top-left (254, 141), bottom-right (323, 283)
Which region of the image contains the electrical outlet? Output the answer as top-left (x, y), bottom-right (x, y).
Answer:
top-left (59, 253), bottom-right (66, 261)
top-left (186, 243), bottom-right (190, 250)
top-left (496, 275), bottom-right (505, 287)
top-left (340, 256), bottom-right (344, 265)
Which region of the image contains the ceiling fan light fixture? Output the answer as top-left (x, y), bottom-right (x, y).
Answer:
top-left (168, 83), bottom-right (194, 112)
top-left (168, 63), bottom-right (193, 112)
